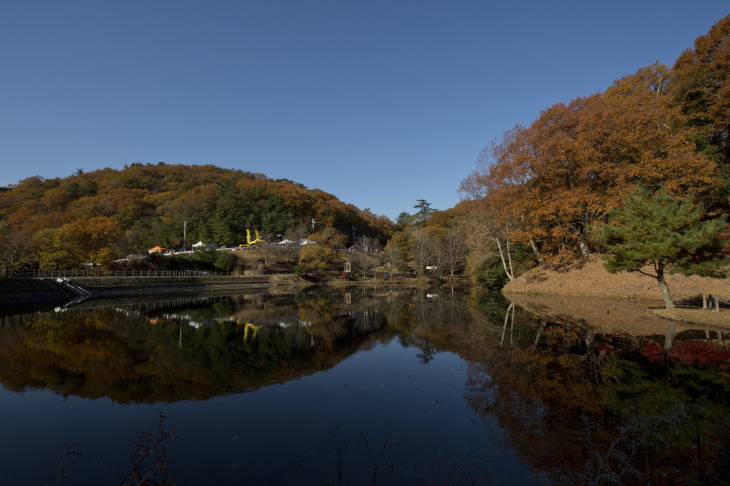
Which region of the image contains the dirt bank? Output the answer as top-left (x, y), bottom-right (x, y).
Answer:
top-left (507, 293), bottom-right (729, 335)
top-left (503, 256), bottom-right (730, 330)
top-left (504, 256), bottom-right (730, 303)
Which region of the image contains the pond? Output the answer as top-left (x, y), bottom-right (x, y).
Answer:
top-left (1, 286), bottom-right (729, 485)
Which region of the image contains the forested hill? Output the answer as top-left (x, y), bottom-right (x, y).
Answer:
top-left (0, 163), bottom-right (394, 265)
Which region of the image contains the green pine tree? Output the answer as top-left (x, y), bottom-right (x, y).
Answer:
top-left (411, 199), bottom-right (434, 226)
top-left (594, 187), bottom-right (728, 309)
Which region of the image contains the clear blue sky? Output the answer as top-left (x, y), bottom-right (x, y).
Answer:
top-left (1, 1), bottom-right (728, 221)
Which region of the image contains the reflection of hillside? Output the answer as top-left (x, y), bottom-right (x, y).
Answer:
top-left (0, 288), bottom-right (537, 407)
top-left (0, 287), bottom-right (485, 404)
top-left (0, 290), bottom-right (397, 403)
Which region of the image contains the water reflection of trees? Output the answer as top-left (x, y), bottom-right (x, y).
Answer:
top-left (383, 287), bottom-right (516, 359)
top-left (3, 287), bottom-right (729, 483)
top-left (464, 327), bottom-right (603, 480)
top-left (462, 293), bottom-right (730, 484)
top-left (0, 290), bottom-right (398, 403)
top-left (0, 286), bottom-right (495, 403)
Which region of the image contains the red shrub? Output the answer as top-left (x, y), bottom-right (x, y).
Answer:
top-left (640, 342), bottom-right (665, 363)
top-left (670, 340), bottom-right (730, 366)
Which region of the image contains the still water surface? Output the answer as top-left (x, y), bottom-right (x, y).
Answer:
top-left (1, 287), bottom-right (728, 485)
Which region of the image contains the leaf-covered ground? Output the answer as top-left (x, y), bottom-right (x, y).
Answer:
top-left (504, 256), bottom-right (730, 330)
top-left (505, 256), bottom-right (729, 302)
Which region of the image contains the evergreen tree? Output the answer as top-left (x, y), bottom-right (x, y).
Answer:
top-left (396, 211), bottom-right (411, 230)
top-left (412, 199), bottom-right (434, 226)
top-left (594, 187), bottom-right (728, 309)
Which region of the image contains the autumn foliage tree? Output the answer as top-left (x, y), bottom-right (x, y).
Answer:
top-left (458, 16), bottom-right (730, 276)
top-left (300, 227), bottom-right (346, 272)
top-left (670, 15), bottom-right (730, 167)
top-left (31, 216), bottom-right (122, 269)
top-left (0, 222), bottom-right (31, 276)
top-left (461, 88), bottom-right (721, 266)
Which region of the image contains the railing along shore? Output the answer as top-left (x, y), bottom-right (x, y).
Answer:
top-left (7, 269), bottom-right (418, 279)
top-left (7, 269), bottom-right (299, 278)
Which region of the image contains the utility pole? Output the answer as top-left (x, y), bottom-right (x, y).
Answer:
top-left (183, 220), bottom-right (187, 251)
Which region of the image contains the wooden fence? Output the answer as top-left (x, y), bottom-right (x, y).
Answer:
top-left (9, 269), bottom-right (233, 278)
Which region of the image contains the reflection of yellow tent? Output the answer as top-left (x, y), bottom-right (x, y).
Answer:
top-left (148, 246), bottom-right (169, 254)
top-left (235, 320), bottom-right (261, 341)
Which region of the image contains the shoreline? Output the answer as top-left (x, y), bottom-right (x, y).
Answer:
top-left (503, 256), bottom-right (730, 302)
top-left (503, 256), bottom-right (730, 328)
top-left (0, 273), bottom-right (440, 309)
top-left (0, 276), bottom-right (277, 308)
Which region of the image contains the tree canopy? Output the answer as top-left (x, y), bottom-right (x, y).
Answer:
top-left (460, 14), bottom-right (730, 273)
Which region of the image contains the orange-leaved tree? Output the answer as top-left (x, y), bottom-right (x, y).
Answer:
top-left (462, 87), bottom-right (720, 264)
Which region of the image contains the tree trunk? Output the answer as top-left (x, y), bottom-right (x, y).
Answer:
top-left (506, 240), bottom-right (514, 278)
top-left (533, 318), bottom-right (547, 347)
top-left (579, 236), bottom-right (591, 258)
top-left (664, 325), bottom-right (677, 354)
top-left (496, 239), bottom-right (514, 281)
top-left (656, 263), bottom-right (675, 309)
top-left (500, 303), bottom-right (514, 348)
top-left (529, 237), bottom-right (545, 265)
top-left (585, 328), bottom-right (599, 383)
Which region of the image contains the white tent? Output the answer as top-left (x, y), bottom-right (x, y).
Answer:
top-left (277, 239), bottom-right (295, 246)
top-left (300, 239), bottom-right (318, 245)
top-left (192, 241), bottom-right (217, 250)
